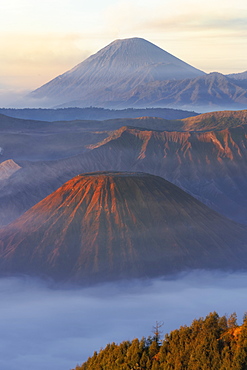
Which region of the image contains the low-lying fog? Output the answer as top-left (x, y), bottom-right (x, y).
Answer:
top-left (1, 271), bottom-right (247, 370)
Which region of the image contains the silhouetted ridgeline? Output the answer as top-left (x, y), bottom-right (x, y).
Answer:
top-left (0, 107), bottom-right (198, 122)
top-left (73, 312), bottom-right (247, 370)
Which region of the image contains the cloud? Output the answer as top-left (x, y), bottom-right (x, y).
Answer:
top-left (0, 271), bottom-right (247, 370)
top-left (103, 0), bottom-right (247, 34)
top-left (0, 88), bottom-right (60, 108)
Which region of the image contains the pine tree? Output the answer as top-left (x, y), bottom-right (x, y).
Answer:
top-left (73, 312), bottom-right (247, 370)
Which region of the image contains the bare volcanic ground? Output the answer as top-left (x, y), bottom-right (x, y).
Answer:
top-left (0, 172), bottom-right (247, 285)
top-left (2, 112), bottom-right (247, 226)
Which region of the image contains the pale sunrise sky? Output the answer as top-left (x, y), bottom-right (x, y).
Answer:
top-left (0, 0), bottom-right (247, 92)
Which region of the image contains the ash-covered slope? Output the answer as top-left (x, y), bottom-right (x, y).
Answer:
top-left (0, 172), bottom-right (247, 284)
top-left (30, 37), bottom-right (204, 107)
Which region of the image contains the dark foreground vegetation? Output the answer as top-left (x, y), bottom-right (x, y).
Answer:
top-left (72, 312), bottom-right (247, 370)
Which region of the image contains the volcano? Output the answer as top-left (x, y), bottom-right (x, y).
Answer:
top-left (0, 172), bottom-right (247, 284)
top-left (30, 37), bottom-right (204, 108)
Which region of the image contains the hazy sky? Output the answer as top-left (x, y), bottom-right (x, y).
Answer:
top-left (0, 0), bottom-right (246, 92)
top-left (1, 271), bottom-right (247, 370)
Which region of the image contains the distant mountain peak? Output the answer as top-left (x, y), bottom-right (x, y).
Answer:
top-left (92, 37), bottom-right (173, 63)
top-left (101, 37), bottom-right (152, 49)
top-left (30, 37), bottom-right (205, 108)
top-left (110, 37), bottom-right (148, 43)
top-left (71, 36), bottom-right (198, 68)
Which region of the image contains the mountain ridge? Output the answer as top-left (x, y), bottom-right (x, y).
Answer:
top-left (27, 38), bottom-right (247, 111)
top-left (0, 107), bottom-right (199, 122)
top-left (2, 111), bottom-right (247, 226)
top-left (124, 72), bottom-right (247, 111)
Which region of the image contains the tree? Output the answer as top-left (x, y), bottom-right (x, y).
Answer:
top-left (152, 321), bottom-right (164, 344)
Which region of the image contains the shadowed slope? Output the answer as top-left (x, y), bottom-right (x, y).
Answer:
top-left (125, 73), bottom-right (247, 111)
top-left (0, 172), bottom-right (247, 284)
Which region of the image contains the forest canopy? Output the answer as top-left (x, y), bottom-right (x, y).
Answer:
top-left (72, 312), bottom-right (247, 370)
